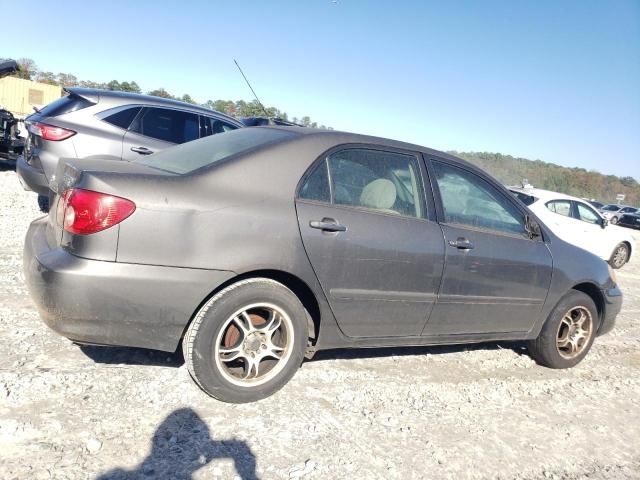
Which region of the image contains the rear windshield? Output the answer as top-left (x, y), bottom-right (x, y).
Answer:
top-left (37, 94), bottom-right (94, 117)
top-left (139, 127), bottom-right (298, 174)
top-left (509, 190), bottom-right (537, 206)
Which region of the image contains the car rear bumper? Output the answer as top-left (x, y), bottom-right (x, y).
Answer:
top-left (17, 155), bottom-right (49, 195)
top-left (598, 285), bottom-right (622, 336)
top-left (24, 217), bottom-right (236, 352)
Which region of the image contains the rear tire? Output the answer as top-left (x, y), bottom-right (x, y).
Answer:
top-left (609, 243), bottom-right (629, 269)
top-left (610, 216), bottom-right (618, 224)
top-left (527, 290), bottom-right (598, 369)
top-left (37, 195), bottom-right (49, 213)
top-left (183, 278), bottom-right (307, 403)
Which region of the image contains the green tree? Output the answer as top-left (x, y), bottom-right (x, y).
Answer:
top-left (147, 88), bottom-right (173, 99)
top-left (14, 58), bottom-right (37, 80)
top-left (35, 71), bottom-right (58, 85)
top-left (57, 73), bottom-right (78, 87)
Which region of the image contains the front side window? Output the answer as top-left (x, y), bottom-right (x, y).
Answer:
top-left (546, 200), bottom-right (572, 217)
top-left (621, 207), bottom-right (636, 213)
top-left (433, 161), bottom-right (524, 235)
top-left (298, 148), bottom-right (424, 218)
top-left (131, 107), bottom-right (199, 144)
top-left (602, 205), bottom-right (619, 211)
top-left (576, 202), bottom-right (600, 224)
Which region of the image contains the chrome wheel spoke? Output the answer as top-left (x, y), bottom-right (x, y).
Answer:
top-left (220, 345), bottom-right (245, 363)
top-left (215, 302), bottom-right (293, 386)
top-left (556, 306), bottom-right (593, 359)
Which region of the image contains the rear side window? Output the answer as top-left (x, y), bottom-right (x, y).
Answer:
top-left (131, 107), bottom-right (199, 144)
top-left (139, 127), bottom-right (296, 174)
top-left (298, 148), bottom-right (424, 218)
top-left (299, 160), bottom-right (330, 202)
top-left (102, 107), bottom-right (141, 129)
top-left (200, 116), bottom-right (238, 137)
top-left (546, 200), bottom-right (572, 217)
top-left (37, 94), bottom-right (94, 117)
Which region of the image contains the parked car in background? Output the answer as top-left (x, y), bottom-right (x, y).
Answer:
top-left (17, 88), bottom-right (243, 210)
top-left (599, 204), bottom-right (638, 224)
top-left (617, 212), bottom-right (640, 230)
top-left (510, 187), bottom-right (634, 268)
top-left (24, 127), bottom-right (622, 402)
top-left (0, 59), bottom-right (25, 164)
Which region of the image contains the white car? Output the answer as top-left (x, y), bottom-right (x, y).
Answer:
top-left (509, 187), bottom-right (634, 269)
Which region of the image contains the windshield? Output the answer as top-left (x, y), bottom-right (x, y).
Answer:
top-left (601, 204), bottom-right (620, 211)
top-left (139, 128), bottom-right (298, 174)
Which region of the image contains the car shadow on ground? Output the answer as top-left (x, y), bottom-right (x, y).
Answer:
top-left (95, 407), bottom-right (259, 480)
top-left (78, 344), bottom-right (185, 368)
top-left (78, 340), bottom-right (529, 369)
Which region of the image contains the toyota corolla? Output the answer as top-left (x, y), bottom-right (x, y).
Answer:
top-left (24, 127), bottom-right (622, 403)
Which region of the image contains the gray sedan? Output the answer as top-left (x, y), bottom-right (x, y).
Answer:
top-left (23, 127), bottom-right (622, 403)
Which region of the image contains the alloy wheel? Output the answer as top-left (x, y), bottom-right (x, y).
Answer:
top-left (214, 303), bottom-right (294, 387)
top-left (556, 306), bottom-right (593, 359)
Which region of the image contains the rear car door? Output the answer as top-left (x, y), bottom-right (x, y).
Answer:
top-left (121, 107), bottom-right (200, 161)
top-left (423, 159), bottom-right (552, 335)
top-left (573, 201), bottom-right (609, 258)
top-left (295, 146), bottom-right (445, 338)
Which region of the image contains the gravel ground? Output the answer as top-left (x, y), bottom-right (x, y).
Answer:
top-left (0, 168), bottom-right (639, 480)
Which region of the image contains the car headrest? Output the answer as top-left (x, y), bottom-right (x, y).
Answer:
top-left (360, 178), bottom-right (397, 210)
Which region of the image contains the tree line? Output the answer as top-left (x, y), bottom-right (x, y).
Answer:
top-left (453, 151), bottom-right (640, 206)
top-left (7, 57), bottom-right (327, 127)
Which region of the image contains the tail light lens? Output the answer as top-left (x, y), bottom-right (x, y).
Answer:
top-left (28, 122), bottom-right (76, 141)
top-left (58, 189), bottom-right (136, 235)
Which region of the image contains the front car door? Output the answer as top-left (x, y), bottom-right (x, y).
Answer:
top-left (424, 159), bottom-right (553, 335)
top-left (295, 146), bottom-right (445, 337)
top-left (121, 107), bottom-right (200, 161)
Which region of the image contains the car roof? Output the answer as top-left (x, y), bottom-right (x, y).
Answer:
top-left (65, 87), bottom-right (241, 125)
top-left (507, 186), bottom-right (587, 203)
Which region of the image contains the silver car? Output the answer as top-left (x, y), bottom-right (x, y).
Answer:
top-left (17, 87), bottom-right (243, 210)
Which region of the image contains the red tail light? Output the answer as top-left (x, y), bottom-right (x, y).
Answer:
top-left (58, 189), bottom-right (136, 235)
top-left (28, 122), bottom-right (76, 141)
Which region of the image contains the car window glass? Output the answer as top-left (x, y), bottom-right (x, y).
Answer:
top-left (298, 160), bottom-right (330, 202)
top-left (102, 107), bottom-right (141, 130)
top-left (602, 205), bottom-right (619, 211)
top-left (132, 107), bottom-right (199, 144)
top-left (576, 202), bottom-right (600, 224)
top-left (327, 149), bottom-right (423, 218)
top-left (546, 200), bottom-right (572, 217)
top-left (201, 116), bottom-right (239, 137)
top-left (433, 161), bottom-right (524, 235)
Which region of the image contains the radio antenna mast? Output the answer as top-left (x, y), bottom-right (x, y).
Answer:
top-left (233, 59), bottom-right (270, 118)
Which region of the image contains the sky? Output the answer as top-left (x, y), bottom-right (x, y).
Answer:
top-left (4, 0), bottom-right (640, 178)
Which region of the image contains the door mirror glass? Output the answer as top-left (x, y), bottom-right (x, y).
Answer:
top-left (524, 215), bottom-right (542, 239)
top-left (601, 217), bottom-right (609, 229)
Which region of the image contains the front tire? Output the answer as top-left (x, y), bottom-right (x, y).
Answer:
top-left (183, 278), bottom-right (307, 403)
top-left (610, 216), bottom-right (618, 224)
top-left (527, 290), bottom-right (598, 369)
top-left (609, 243), bottom-right (629, 269)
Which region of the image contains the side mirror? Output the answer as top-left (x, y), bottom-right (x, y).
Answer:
top-left (601, 218), bottom-right (608, 229)
top-left (524, 215), bottom-right (542, 239)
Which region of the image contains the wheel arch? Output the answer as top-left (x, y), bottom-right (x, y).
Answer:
top-left (571, 282), bottom-right (604, 327)
top-left (623, 240), bottom-right (632, 261)
top-left (181, 269), bottom-right (321, 348)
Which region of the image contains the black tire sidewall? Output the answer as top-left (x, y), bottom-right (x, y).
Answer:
top-left (609, 243), bottom-right (629, 269)
top-left (531, 291), bottom-right (598, 369)
top-left (188, 280), bottom-right (307, 403)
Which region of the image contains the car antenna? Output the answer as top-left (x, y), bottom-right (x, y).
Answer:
top-left (233, 59), bottom-right (270, 118)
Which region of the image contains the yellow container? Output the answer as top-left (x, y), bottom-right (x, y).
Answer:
top-left (0, 76), bottom-right (62, 117)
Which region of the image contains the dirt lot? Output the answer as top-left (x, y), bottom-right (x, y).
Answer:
top-left (0, 168), bottom-right (639, 480)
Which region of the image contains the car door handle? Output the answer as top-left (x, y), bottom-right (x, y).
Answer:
top-left (309, 219), bottom-right (347, 232)
top-left (131, 146), bottom-right (153, 155)
top-left (448, 237), bottom-right (474, 250)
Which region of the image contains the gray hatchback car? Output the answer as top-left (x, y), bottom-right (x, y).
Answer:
top-left (24, 127), bottom-right (622, 403)
top-left (17, 87), bottom-right (243, 209)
